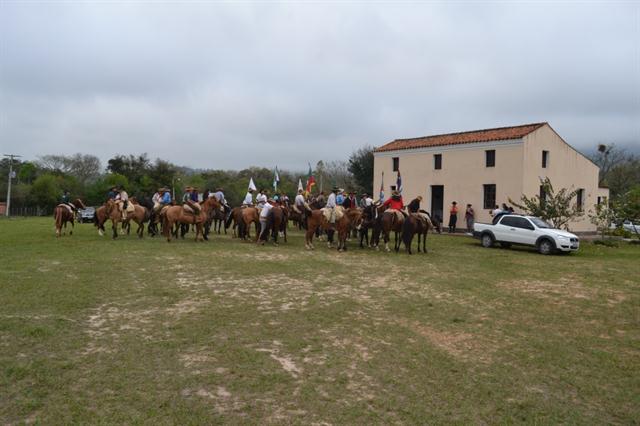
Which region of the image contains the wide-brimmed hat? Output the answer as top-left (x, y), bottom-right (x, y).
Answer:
top-left (184, 186), bottom-right (193, 191)
top-left (417, 195), bottom-right (423, 201)
top-left (331, 186), bottom-right (339, 192)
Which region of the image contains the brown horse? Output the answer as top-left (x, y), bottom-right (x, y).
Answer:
top-left (402, 212), bottom-right (435, 254)
top-left (122, 199), bottom-right (151, 238)
top-left (54, 199), bottom-right (86, 237)
top-left (93, 205), bottom-right (109, 236)
top-left (162, 197), bottom-right (219, 242)
top-left (375, 209), bottom-right (405, 252)
top-left (103, 199), bottom-right (129, 239)
top-left (239, 207), bottom-right (260, 241)
top-left (305, 207), bottom-right (362, 251)
top-left (224, 207), bottom-right (243, 237)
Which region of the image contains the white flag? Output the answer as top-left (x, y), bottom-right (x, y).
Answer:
top-left (297, 178), bottom-right (303, 192)
top-left (248, 177), bottom-right (257, 191)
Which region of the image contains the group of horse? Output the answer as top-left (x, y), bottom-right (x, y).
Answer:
top-left (53, 196), bottom-right (440, 254)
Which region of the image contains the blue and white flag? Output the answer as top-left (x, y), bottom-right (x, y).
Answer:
top-left (396, 169), bottom-right (403, 193)
top-left (273, 167), bottom-right (280, 191)
top-left (379, 172), bottom-right (385, 201)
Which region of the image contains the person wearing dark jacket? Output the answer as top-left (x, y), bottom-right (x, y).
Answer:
top-left (407, 196), bottom-right (422, 213)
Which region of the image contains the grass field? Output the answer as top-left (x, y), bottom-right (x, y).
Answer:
top-left (1, 217), bottom-right (639, 424)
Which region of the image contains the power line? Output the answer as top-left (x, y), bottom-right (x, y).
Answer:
top-left (3, 154), bottom-right (22, 217)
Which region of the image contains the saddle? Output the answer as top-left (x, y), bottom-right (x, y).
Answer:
top-left (182, 202), bottom-right (201, 215)
top-left (57, 204), bottom-right (74, 214)
top-left (411, 212), bottom-right (433, 229)
top-left (321, 206), bottom-right (345, 222)
top-left (386, 208), bottom-right (405, 223)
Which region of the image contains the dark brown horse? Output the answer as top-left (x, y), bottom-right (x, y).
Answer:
top-left (259, 205), bottom-right (288, 244)
top-left (54, 199), bottom-right (85, 237)
top-left (402, 212), bottom-right (435, 254)
top-left (375, 209), bottom-right (405, 252)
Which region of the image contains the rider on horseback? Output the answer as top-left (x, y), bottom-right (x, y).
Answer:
top-left (293, 189), bottom-right (310, 227)
top-left (242, 189), bottom-right (254, 207)
top-left (326, 187), bottom-right (339, 224)
top-left (116, 186), bottom-right (129, 220)
top-left (383, 190), bottom-right (406, 219)
top-left (61, 190), bottom-right (75, 213)
top-left (256, 189), bottom-right (267, 208)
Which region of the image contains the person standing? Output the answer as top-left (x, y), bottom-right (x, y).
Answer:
top-left (448, 201), bottom-right (458, 233)
top-left (258, 199), bottom-right (275, 244)
top-left (465, 204), bottom-right (475, 234)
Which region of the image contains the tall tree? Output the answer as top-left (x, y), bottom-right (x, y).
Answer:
top-left (348, 146), bottom-right (374, 194)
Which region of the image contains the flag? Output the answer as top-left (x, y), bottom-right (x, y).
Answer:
top-left (297, 178), bottom-right (303, 192)
top-left (248, 177), bottom-right (257, 191)
top-left (305, 163), bottom-right (316, 193)
top-left (379, 171), bottom-right (385, 201)
top-left (273, 167), bottom-right (280, 191)
top-left (396, 169), bottom-right (402, 193)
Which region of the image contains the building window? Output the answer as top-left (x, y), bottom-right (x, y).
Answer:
top-left (485, 150), bottom-right (495, 167)
top-left (542, 150), bottom-right (549, 168)
top-left (539, 185), bottom-right (547, 207)
top-left (392, 157), bottom-right (399, 172)
top-left (483, 184), bottom-right (496, 209)
top-left (434, 154), bottom-right (442, 170)
top-left (577, 189), bottom-right (584, 210)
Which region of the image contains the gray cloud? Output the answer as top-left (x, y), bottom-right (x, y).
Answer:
top-left (1, 1), bottom-right (638, 170)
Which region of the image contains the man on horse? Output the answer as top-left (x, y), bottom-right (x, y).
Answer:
top-left (212, 187), bottom-right (230, 214)
top-left (407, 195), bottom-right (433, 228)
top-left (293, 189), bottom-right (309, 227)
top-left (116, 185), bottom-right (131, 220)
top-left (325, 186), bottom-right (339, 224)
top-left (181, 186), bottom-right (201, 214)
top-left (60, 190), bottom-right (76, 213)
top-left (242, 189), bottom-right (254, 207)
top-left (383, 190), bottom-right (406, 220)
top-left (256, 189), bottom-right (267, 208)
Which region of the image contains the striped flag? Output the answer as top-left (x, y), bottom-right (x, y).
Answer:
top-left (396, 169), bottom-right (402, 193)
top-left (273, 167), bottom-right (280, 191)
top-left (379, 172), bottom-right (385, 201)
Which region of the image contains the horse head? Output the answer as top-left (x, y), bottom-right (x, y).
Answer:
top-left (72, 199), bottom-right (86, 209)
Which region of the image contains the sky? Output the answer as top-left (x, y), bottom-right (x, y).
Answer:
top-left (1, 1), bottom-right (639, 170)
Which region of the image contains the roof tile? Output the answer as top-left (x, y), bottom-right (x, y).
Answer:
top-left (375, 122), bottom-right (547, 152)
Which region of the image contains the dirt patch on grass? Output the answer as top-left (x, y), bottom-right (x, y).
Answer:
top-left (398, 319), bottom-right (493, 363)
top-left (256, 343), bottom-right (303, 379)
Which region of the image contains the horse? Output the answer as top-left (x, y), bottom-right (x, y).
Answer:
top-left (103, 199), bottom-right (131, 239)
top-left (374, 209), bottom-right (405, 252)
top-left (162, 197), bottom-right (219, 242)
top-left (54, 199), bottom-right (86, 237)
top-left (93, 205), bottom-right (109, 236)
top-left (402, 211), bottom-right (435, 254)
top-left (224, 207), bottom-right (243, 237)
top-left (305, 207), bottom-right (362, 251)
top-left (358, 204), bottom-right (378, 248)
top-left (239, 207), bottom-right (260, 241)
top-left (259, 205), bottom-right (287, 244)
top-left (122, 199), bottom-right (151, 238)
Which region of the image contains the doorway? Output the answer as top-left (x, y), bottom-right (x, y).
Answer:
top-left (431, 185), bottom-right (444, 224)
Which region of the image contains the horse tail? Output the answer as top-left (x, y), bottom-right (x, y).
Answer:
top-left (402, 216), bottom-right (414, 247)
top-left (93, 210), bottom-right (98, 227)
top-left (224, 211), bottom-right (234, 229)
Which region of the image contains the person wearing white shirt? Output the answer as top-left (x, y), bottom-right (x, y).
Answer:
top-left (258, 200), bottom-right (274, 243)
top-left (256, 189), bottom-right (268, 208)
top-left (243, 189), bottom-right (254, 206)
top-left (325, 187), bottom-right (338, 223)
top-left (293, 189), bottom-right (306, 213)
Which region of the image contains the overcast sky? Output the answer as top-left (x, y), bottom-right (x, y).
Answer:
top-left (1, 1), bottom-right (639, 170)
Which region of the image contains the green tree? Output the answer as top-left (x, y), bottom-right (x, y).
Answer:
top-left (348, 146), bottom-right (374, 194)
top-left (509, 177), bottom-right (584, 230)
top-left (589, 202), bottom-right (616, 240)
top-left (30, 174), bottom-right (62, 208)
top-left (616, 185), bottom-right (640, 239)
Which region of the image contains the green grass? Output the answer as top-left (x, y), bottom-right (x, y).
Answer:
top-left (1, 217), bottom-right (639, 424)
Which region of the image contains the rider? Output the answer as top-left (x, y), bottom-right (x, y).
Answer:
top-left (61, 190), bottom-right (75, 212)
top-left (256, 189), bottom-right (268, 208)
top-left (118, 185), bottom-right (129, 220)
top-left (383, 190), bottom-right (406, 218)
top-left (107, 186), bottom-right (118, 201)
top-left (325, 186), bottom-right (339, 224)
top-left (242, 188), bottom-right (254, 207)
top-left (407, 195), bottom-right (422, 213)
top-left (152, 188), bottom-right (163, 210)
top-left (212, 187), bottom-right (229, 212)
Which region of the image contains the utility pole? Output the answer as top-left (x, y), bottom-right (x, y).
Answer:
top-left (4, 154), bottom-right (21, 217)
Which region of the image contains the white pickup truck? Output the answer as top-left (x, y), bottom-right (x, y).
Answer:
top-left (473, 214), bottom-right (580, 255)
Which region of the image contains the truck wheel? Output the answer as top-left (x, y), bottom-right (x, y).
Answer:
top-left (538, 238), bottom-right (555, 255)
top-left (481, 233), bottom-right (494, 248)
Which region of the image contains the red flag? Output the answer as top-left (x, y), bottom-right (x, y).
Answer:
top-left (306, 163), bottom-right (316, 193)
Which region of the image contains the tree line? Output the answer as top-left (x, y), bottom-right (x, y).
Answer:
top-left (0, 148), bottom-right (374, 212)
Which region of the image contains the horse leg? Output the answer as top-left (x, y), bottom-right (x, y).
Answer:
top-left (423, 231), bottom-right (428, 253)
top-left (69, 219), bottom-right (74, 236)
top-left (112, 220), bottom-right (118, 239)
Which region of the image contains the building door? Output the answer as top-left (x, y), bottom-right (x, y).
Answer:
top-left (431, 185), bottom-right (444, 223)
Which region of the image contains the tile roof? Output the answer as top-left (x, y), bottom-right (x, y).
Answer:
top-left (374, 122), bottom-right (547, 152)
